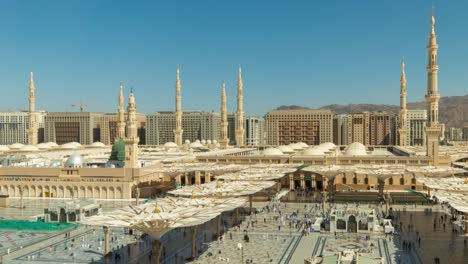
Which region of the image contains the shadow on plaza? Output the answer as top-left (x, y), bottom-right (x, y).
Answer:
top-left (396, 210), bottom-right (468, 263)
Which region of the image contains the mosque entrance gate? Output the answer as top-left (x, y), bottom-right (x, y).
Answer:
top-left (348, 215), bottom-right (357, 233)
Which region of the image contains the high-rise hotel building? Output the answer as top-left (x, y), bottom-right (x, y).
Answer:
top-left (266, 109), bottom-right (333, 145)
top-left (146, 111), bottom-right (221, 145)
top-left (0, 111), bottom-right (46, 145)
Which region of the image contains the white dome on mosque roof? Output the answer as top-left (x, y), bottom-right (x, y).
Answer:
top-left (344, 142), bottom-right (367, 156)
top-left (90, 142), bottom-right (106, 148)
top-left (195, 140), bottom-right (201, 143)
top-left (190, 142), bottom-right (203, 148)
top-left (0, 145), bottom-right (10, 151)
top-left (207, 140), bottom-right (212, 144)
top-left (10, 143), bottom-right (25, 149)
top-left (164, 142), bottom-right (178, 148)
top-left (46, 142), bottom-right (59, 148)
top-left (278, 145), bottom-right (295, 153)
top-left (61, 142), bottom-right (82, 149)
top-left (212, 140), bottom-right (218, 144)
top-left (37, 143), bottom-right (52, 149)
top-left (297, 142), bottom-right (308, 148)
top-left (64, 153), bottom-right (84, 168)
top-left (319, 142), bottom-right (336, 150)
top-left (185, 139), bottom-right (191, 144)
top-left (18, 145), bottom-right (40, 152)
top-left (262, 148), bottom-right (284, 156)
top-left (289, 143), bottom-right (304, 150)
top-left (302, 147), bottom-right (325, 156)
top-left (201, 140), bottom-right (206, 144)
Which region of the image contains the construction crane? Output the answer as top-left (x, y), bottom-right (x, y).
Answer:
top-left (71, 100), bottom-right (93, 112)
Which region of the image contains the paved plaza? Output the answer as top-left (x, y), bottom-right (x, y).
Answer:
top-left (1, 198), bottom-right (468, 263)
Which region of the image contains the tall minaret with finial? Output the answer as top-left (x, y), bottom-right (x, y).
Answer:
top-left (235, 65), bottom-right (245, 146)
top-left (398, 60), bottom-right (408, 146)
top-left (425, 7), bottom-right (441, 162)
top-left (28, 72), bottom-right (38, 145)
top-left (116, 81), bottom-right (126, 142)
top-left (173, 65), bottom-right (183, 145)
top-left (219, 80), bottom-right (229, 148)
top-left (124, 88), bottom-right (139, 168)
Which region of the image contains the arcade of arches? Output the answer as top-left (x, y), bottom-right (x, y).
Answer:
top-left (0, 183), bottom-right (131, 199)
top-left (283, 170), bottom-right (423, 192)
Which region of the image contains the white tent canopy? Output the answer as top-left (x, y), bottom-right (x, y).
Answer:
top-left (168, 180), bottom-right (276, 198)
top-left (80, 196), bottom-right (247, 239)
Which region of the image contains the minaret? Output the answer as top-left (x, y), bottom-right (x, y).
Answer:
top-left (219, 81), bottom-right (229, 148)
top-left (173, 65), bottom-right (183, 145)
top-left (425, 8), bottom-right (441, 162)
top-left (235, 65), bottom-right (245, 146)
top-left (116, 81), bottom-right (126, 142)
top-left (28, 72), bottom-right (38, 145)
top-left (124, 88), bottom-right (139, 168)
top-left (398, 60), bottom-right (408, 146)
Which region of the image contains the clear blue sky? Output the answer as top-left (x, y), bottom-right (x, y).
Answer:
top-left (0, 0), bottom-right (466, 116)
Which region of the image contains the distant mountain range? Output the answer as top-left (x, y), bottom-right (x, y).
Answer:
top-left (274, 95), bottom-right (468, 128)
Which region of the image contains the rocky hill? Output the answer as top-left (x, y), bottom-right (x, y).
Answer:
top-left (275, 95), bottom-right (467, 128)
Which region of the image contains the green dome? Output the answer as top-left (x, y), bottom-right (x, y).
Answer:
top-left (110, 139), bottom-right (125, 161)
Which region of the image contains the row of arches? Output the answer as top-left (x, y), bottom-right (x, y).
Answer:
top-left (334, 174), bottom-right (417, 186)
top-left (0, 185), bottom-right (124, 199)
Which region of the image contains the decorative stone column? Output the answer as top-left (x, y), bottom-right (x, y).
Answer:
top-left (195, 171), bottom-right (201, 185)
top-left (135, 187), bottom-right (140, 206)
top-left (176, 175), bottom-right (181, 185)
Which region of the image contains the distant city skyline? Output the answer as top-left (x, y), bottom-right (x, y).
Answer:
top-left (1, 0), bottom-right (467, 116)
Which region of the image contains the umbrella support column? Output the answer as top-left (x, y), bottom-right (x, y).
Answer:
top-left (378, 180), bottom-right (385, 200)
top-left (151, 239), bottom-right (162, 264)
top-left (465, 213), bottom-right (468, 235)
top-left (235, 208), bottom-right (239, 225)
top-left (428, 187), bottom-right (431, 198)
top-left (249, 195), bottom-right (253, 215)
top-left (327, 177), bottom-right (335, 202)
top-left (103, 226), bottom-right (110, 257)
top-left (217, 215), bottom-right (221, 238)
top-left (322, 190), bottom-right (326, 214)
top-left (385, 199), bottom-right (389, 216)
top-left (191, 227), bottom-right (197, 259)
top-left (19, 187), bottom-right (24, 209)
